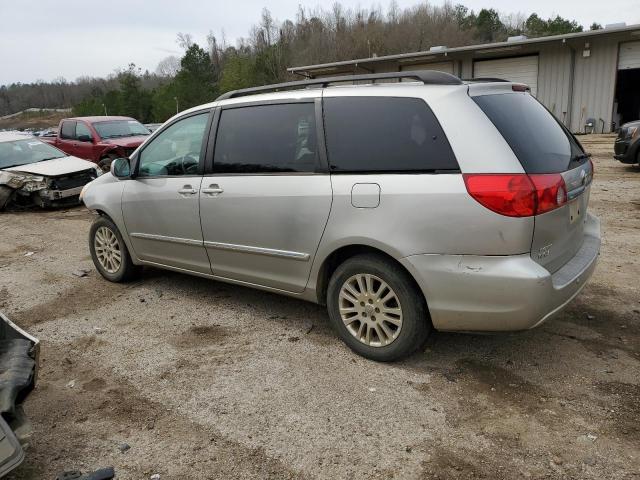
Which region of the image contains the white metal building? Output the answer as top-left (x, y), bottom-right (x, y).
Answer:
top-left (288, 24), bottom-right (640, 133)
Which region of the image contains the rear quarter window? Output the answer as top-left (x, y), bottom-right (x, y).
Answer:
top-left (323, 97), bottom-right (459, 173)
top-left (473, 93), bottom-right (585, 173)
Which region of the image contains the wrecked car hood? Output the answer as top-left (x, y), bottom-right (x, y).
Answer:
top-left (4, 156), bottom-right (96, 177)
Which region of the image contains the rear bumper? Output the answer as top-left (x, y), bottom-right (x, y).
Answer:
top-left (400, 213), bottom-right (601, 332)
top-left (614, 153), bottom-right (636, 163)
top-left (614, 139), bottom-right (638, 163)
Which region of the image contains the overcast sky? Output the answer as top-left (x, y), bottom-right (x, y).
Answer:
top-left (1, 0), bottom-right (638, 86)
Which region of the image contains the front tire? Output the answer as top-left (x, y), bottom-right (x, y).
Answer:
top-left (327, 254), bottom-right (431, 362)
top-left (98, 154), bottom-right (118, 172)
top-left (89, 216), bottom-right (141, 282)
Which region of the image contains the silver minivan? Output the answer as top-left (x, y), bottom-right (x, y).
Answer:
top-left (81, 71), bottom-right (600, 361)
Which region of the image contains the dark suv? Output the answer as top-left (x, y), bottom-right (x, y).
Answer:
top-left (614, 120), bottom-right (640, 165)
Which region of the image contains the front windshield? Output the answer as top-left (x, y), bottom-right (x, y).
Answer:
top-left (93, 120), bottom-right (150, 139)
top-left (0, 138), bottom-right (66, 169)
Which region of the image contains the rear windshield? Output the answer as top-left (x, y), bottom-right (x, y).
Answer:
top-left (473, 93), bottom-right (585, 173)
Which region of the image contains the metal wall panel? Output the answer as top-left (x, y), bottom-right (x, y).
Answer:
top-left (400, 61), bottom-right (454, 74)
top-left (569, 37), bottom-right (618, 133)
top-left (460, 58), bottom-right (473, 79)
top-left (537, 45), bottom-right (573, 126)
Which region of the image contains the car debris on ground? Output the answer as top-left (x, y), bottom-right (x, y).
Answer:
top-left (0, 312), bottom-right (39, 477)
top-left (55, 466), bottom-right (115, 480)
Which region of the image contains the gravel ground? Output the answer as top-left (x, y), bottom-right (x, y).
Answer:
top-left (1, 135), bottom-right (638, 479)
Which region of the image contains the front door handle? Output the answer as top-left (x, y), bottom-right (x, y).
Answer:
top-left (178, 185), bottom-right (197, 196)
top-left (202, 184), bottom-right (224, 196)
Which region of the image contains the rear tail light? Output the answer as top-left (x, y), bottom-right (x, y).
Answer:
top-left (512, 84), bottom-right (530, 92)
top-left (463, 173), bottom-right (567, 217)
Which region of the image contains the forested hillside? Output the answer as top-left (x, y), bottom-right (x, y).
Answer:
top-left (0, 2), bottom-right (600, 123)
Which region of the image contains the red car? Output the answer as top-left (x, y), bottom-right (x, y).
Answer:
top-left (41, 116), bottom-right (151, 170)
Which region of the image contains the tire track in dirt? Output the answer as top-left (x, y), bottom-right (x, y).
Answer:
top-left (9, 338), bottom-right (306, 480)
top-left (11, 276), bottom-right (128, 327)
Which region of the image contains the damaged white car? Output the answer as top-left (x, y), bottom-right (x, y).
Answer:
top-left (0, 132), bottom-right (102, 210)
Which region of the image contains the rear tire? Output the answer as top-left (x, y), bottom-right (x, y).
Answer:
top-left (326, 253), bottom-right (431, 361)
top-left (89, 216), bottom-right (141, 282)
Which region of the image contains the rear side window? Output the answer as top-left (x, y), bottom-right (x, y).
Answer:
top-left (473, 93), bottom-right (585, 173)
top-left (323, 97), bottom-right (458, 173)
top-left (213, 103), bottom-right (319, 173)
top-left (60, 121), bottom-right (76, 139)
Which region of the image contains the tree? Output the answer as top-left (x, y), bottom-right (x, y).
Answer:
top-left (546, 15), bottom-right (582, 35)
top-left (590, 22), bottom-right (603, 30)
top-left (155, 56), bottom-right (181, 77)
top-left (172, 44), bottom-right (216, 109)
top-left (2, 3), bottom-right (588, 121)
top-left (525, 13), bottom-right (583, 37)
top-left (475, 9), bottom-right (505, 42)
top-left (176, 32), bottom-right (194, 50)
top-left (218, 54), bottom-right (257, 94)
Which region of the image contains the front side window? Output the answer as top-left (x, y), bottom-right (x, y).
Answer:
top-left (60, 121), bottom-right (76, 139)
top-left (137, 113), bottom-right (209, 177)
top-left (76, 122), bottom-right (92, 140)
top-left (323, 97), bottom-right (459, 172)
top-left (213, 103), bottom-right (319, 173)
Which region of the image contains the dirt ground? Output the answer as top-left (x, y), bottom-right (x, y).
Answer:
top-left (0, 111), bottom-right (66, 131)
top-left (0, 134), bottom-right (638, 479)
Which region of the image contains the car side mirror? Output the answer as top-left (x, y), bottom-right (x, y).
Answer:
top-left (77, 134), bottom-right (92, 142)
top-left (110, 157), bottom-right (131, 178)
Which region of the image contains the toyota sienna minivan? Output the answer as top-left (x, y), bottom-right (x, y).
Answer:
top-left (81, 71), bottom-right (600, 361)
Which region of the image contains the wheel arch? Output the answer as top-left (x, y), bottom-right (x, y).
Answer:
top-left (89, 207), bottom-right (140, 265)
top-left (313, 244), bottom-right (428, 312)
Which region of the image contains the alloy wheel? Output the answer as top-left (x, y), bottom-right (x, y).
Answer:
top-left (338, 274), bottom-right (403, 347)
top-left (94, 226), bottom-right (122, 274)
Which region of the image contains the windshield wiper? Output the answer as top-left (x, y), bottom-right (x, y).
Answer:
top-left (38, 156), bottom-right (65, 162)
top-left (571, 152), bottom-right (591, 162)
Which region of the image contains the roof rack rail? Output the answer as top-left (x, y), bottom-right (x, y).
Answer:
top-left (216, 70), bottom-right (462, 101)
top-left (462, 77), bottom-right (509, 83)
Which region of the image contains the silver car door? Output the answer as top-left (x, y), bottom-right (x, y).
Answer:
top-left (121, 110), bottom-right (212, 274)
top-left (200, 98), bottom-right (332, 293)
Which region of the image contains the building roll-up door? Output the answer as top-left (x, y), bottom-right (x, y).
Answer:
top-left (618, 41), bottom-right (640, 70)
top-left (473, 55), bottom-right (539, 96)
